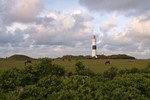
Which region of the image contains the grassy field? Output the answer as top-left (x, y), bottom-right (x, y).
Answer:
top-left (53, 59), bottom-right (150, 73)
top-left (0, 59), bottom-right (149, 73)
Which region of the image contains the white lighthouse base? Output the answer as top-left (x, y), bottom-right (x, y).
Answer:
top-left (92, 50), bottom-right (97, 58)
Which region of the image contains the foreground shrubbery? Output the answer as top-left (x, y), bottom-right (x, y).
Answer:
top-left (0, 58), bottom-right (150, 100)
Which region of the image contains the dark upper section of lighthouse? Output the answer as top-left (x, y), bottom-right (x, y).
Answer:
top-left (93, 35), bottom-right (96, 39)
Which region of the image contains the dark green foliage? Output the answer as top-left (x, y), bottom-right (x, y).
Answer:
top-left (97, 54), bottom-right (135, 59)
top-left (75, 61), bottom-right (95, 77)
top-left (103, 67), bottom-right (118, 80)
top-left (148, 62), bottom-right (150, 68)
top-left (67, 71), bottom-right (73, 77)
top-left (52, 75), bottom-right (101, 100)
top-left (77, 68), bottom-right (95, 77)
top-left (106, 73), bottom-right (150, 99)
top-left (61, 55), bottom-right (92, 60)
top-left (118, 67), bottom-right (141, 75)
top-left (37, 75), bottom-right (62, 89)
top-left (61, 54), bottom-right (135, 59)
top-left (0, 58), bottom-right (150, 100)
top-left (0, 68), bottom-right (21, 92)
top-left (75, 61), bottom-right (85, 72)
top-left (20, 65), bottom-right (37, 86)
top-left (6, 85), bottom-right (48, 100)
top-left (35, 58), bottom-right (65, 77)
top-left (51, 64), bottom-right (66, 77)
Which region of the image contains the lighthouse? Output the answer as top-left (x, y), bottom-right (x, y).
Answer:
top-left (92, 35), bottom-right (97, 58)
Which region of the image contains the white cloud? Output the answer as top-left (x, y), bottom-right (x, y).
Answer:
top-left (128, 16), bottom-right (150, 40)
top-left (0, 0), bottom-right (150, 59)
top-left (6, 23), bottom-right (29, 33)
top-left (0, 10), bottom-right (93, 58)
top-left (78, 0), bottom-right (150, 58)
top-left (2, 0), bottom-right (43, 23)
top-left (29, 12), bottom-right (93, 47)
top-left (98, 16), bottom-right (150, 59)
top-left (62, 15), bottom-right (75, 29)
top-left (100, 15), bottom-right (118, 33)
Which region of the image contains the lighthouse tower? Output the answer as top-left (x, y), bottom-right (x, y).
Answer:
top-left (92, 35), bottom-right (97, 58)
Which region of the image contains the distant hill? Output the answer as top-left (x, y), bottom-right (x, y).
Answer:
top-left (0, 58), bottom-right (4, 60)
top-left (7, 54), bottom-right (35, 61)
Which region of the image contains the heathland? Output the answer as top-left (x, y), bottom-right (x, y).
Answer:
top-left (0, 54), bottom-right (149, 73)
top-left (0, 57), bottom-right (150, 99)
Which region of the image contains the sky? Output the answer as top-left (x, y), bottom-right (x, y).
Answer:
top-left (0, 0), bottom-right (150, 59)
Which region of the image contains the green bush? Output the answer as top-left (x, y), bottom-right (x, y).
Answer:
top-left (75, 61), bottom-right (85, 73)
top-left (75, 61), bottom-right (95, 77)
top-left (103, 67), bottom-right (118, 80)
top-left (148, 62), bottom-right (150, 68)
top-left (0, 68), bottom-right (21, 92)
top-left (35, 58), bottom-right (65, 77)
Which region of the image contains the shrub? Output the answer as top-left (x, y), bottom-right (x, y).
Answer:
top-left (0, 68), bottom-right (21, 92)
top-left (103, 67), bottom-right (118, 80)
top-left (148, 62), bottom-right (150, 68)
top-left (77, 68), bottom-right (95, 77)
top-left (35, 58), bottom-right (65, 78)
top-left (75, 61), bottom-right (85, 73)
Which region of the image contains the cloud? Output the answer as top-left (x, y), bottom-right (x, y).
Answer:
top-left (100, 15), bottom-right (118, 33)
top-left (0, 28), bottom-right (25, 45)
top-left (1, 0), bottom-right (43, 23)
top-left (98, 16), bottom-right (150, 58)
top-left (29, 12), bottom-right (93, 47)
top-left (0, 0), bottom-right (149, 59)
top-left (79, 0), bottom-right (150, 16)
top-left (0, 21), bottom-right (33, 47)
top-left (0, 10), bottom-right (94, 58)
top-left (78, 0), bottom-right (150, 58)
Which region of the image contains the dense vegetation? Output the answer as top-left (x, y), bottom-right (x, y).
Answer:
top-left (96, 54), bottom-right (135, 59)
top-left (61, 54), bottom-right (135, 59)
top-left (1, 54), bottom-right (135, 60)
top-left (0, 58), bottom-right (150, 100)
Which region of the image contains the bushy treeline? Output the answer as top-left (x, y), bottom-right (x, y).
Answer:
top-left (0, 58), bottom-right (150, 100)
top-left (61, 54), bottom-right (135, 59)
top-left (97, 54), bottom-right (135, 59)
top-left (61, 55), bottom-right (91, 59)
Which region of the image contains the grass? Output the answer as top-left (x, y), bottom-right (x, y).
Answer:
top-left (0, 60), bottom-right (38, 70)
top-left (53, 59), bottom-right (150, 73)
top-left (0, 59), bottom-right (149, 73)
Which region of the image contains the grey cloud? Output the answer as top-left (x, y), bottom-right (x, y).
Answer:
top-left (35, 17), bottom-right (54, 26)
top-left (0, 28), bottom-right (25, 45)
top-left (0, 0), bottom-right (43, 24)
top-left (71, 13), bottom-right (93, 30)
top-left (0, 11), bottom-right (93, 50)
top-left (32, 29), bottom-right (92, 47)
top-left (98, 24), bottom-right (150, 56)
top-left (30, 12), bottom-right (93, 47)
top-left (79, 0), bottom-right (150, 15)
top-left (73, 13), bottom-right (93, 21)
top-left (79, 0), bottom-right (150, 58)
top-left (100, 22), bottom-right (117, 33)
top-left (99, 33), bottom-right (150, 53)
